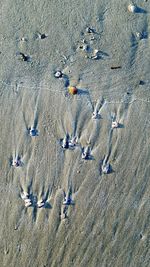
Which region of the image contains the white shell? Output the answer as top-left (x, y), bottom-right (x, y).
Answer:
top-left (136, 32), bottom-right (141, 38)
top-left (93, 49), bottom-right (99, 55)
top-left (135, 32), bottom-right (146, 40)
top-left (35, 32), bottom-right (48, 40)
top-left (20, 37), bottom-right (27, 42)
top-left (82, 151), bottom-right (88, 159)
top-left (91, 49), bottom-right (99, 59)
top-left (24, 198), bottom-right (31, 203)
top-left (86, 27), bottom-right (95, 34)
top-left (21, 192), bottom-right (29, 200)
top-left (63, 200), bottom-right (68, 205)
top-left (12, 160), bottom-right (18, 167)
top-left (69, 136), bottom-right (78, 147)
top-left (12, 157), bottom-right (21, 167)
top-left (24, 200), bottom-right (32, 207)
top-left (102, 164), bottom-right (110, 174)
top-left (37, 200), bottom-right (45, 208)
top-left (92, 111), bottom-right (99, 119)
top-left (54, 71), bottom-right (62, 78)
top-left (112, 121), bottom-right (119, 129)
top-left (62, 139), bottom-right (68, 148)
top-left (29, 127), bottom-right (38, 136)
top-left (128, 4), bottom-right (137, 13)
top-left (63, 197), bottom-right (72, 205)
top-left (82, 44), bottom-right (88, 51)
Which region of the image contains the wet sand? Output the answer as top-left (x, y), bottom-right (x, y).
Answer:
top-left (0, 0), bottom-right (150, 266)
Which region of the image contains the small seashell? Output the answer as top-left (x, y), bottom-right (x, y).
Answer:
top-left (63, 196), bottom-right (72, 205)
top-left (54, 70), bottom-right (63, 78)
top-left (112, 121), bottom-right (119, 129)
top-left (69, 136), bottom-right (78, 148)
top-left (4, 248), bottom-right (9, 255)
top-left (136, 31), bottom-right (147, 40)
top-left (91, 49), bottom-right (99, 60)
top-left (80, 43), bottom-right (89, 52)
top-left (82, 152), bottom-right (87, 159)
top-left (16, 52), bottom-right (31, 62)
top-left (36, 32), bottom-right (48, 39)
top-left (39, 33), bottom-right (47, 39)
top-left (136, 32), bottom-right (142, 39)
top-left (102, 163), bottom-right (110, 174)
top-left (68, 86), bottom-right (78, 95)
top-left (92, 111), bottom-right (99, 119)
top-left (24, 198), bottom-right (31, 203)
top-left (21, 192), bottom-right (29, 200)
top-left (82, 39), bottom-right (86, 44)
top-left (37, 200), bottom-right (45, 208)
top-left (82, 147), bottom-right (89, 160)
top-left (90, 36), bottom-right (95, 41)
top-left (63, 199), bottom-right (68, 205)
top-left (24, 198), bottom-right (32, 207)
top-left (128, 3), bottom-right (137, 13)
top-left (24, 201), bottom-right (32, 208)
top-left (12, 159), bottom-right (20, 167)
top-left (61, 135), bottom-right (69, 149)
top-left (29, 127), bottom-right (38, 136)
top-left (78, 40), bottom-right (89, 52)
top-left (14, 225), bottom-right (18, 230)
top-left (62, 140), bottom-right (68, 149)
top-left (86, 27), bottom-right (95, 34)
top-left (20, 37), bottom-right (27, 42)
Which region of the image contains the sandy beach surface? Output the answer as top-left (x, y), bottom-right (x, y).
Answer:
top-left (0, 0), bottom-right (150, 266)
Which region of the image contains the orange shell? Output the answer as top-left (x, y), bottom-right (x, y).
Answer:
top-left (68, 86), bottom-right (78, 95)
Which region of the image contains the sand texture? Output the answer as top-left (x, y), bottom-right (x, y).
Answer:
top-left (0, 0), bottom-right (150, 266)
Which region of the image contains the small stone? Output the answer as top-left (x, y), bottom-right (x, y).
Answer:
top-left (139, 80), bottom-right (145, 85)
top-left (139, 233), bottom-right (143, 239)
top-left (16, 52), bottom-right (30, 62)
